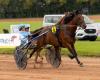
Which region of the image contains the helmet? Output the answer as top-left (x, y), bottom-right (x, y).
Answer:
top-left (19, 25), bottom-right (25, 31)
top-left (25, 24), bottom-right (30, 29)
top-left (25, 26), bottom-right (29, 29)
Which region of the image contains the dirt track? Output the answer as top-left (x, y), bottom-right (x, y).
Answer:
top-left (0, 55), bottom-right (100, 80)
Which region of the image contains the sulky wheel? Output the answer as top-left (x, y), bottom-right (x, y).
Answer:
top-left (14, 47), bottom-right (27, 70)
top-left (45, 47), bottom-right (61, 68)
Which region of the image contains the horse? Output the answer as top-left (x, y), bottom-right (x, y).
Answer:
top-left (29, 9), bottom-right (86, 67)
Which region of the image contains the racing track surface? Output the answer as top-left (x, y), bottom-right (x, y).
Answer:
top-left (0, 55), bottom-right (100, 80)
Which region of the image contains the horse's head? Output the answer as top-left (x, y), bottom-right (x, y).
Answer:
top-left (56, 9), bottom-right (86, 29)
top-left (72, 9), bottom-right (87, 29)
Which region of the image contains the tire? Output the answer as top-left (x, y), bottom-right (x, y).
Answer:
top-left (14, 47), bottom-right (27, 70)
top-left (45, 47), bottom-right (61, 68)
top-left (89, 37), bottom-right (97, 41)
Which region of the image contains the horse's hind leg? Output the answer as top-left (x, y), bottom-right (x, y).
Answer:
top-left (29, 48), bottom-right (43, 60)
top-left (34, 48), bottom-right (43, 63)
top-left (67, 44), bottom-right (83, 67)
top-left (29, 49), bottom-right (36, 59)
top-left (29, 48), bottom-right (43, 68)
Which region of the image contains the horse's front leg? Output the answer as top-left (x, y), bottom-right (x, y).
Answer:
top-left (67, 44), bottom-right (83, 67)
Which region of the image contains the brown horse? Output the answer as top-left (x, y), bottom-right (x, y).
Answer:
top-left (29, 10), bottom-right (86, 67)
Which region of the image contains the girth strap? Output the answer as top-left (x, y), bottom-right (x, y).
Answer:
top-left (53, 25), bottom-right (62, 47)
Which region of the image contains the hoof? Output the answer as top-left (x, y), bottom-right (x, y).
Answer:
top-left (68, 54), bottom-right (75, 59)
top-left (27, 57), bottom-right (30, 60)
top-left (79, 63), bottom-right (84, 67)
top-left (33, 61), bottom-right (43, 69)
top-left (35, 60), bottom-right (43, 64)
top-left (40, 57), bottom-right (43, 60)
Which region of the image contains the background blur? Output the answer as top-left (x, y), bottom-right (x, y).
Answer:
top-left (0, 0), bottom-right (100, 18)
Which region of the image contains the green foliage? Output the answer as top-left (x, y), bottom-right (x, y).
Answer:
top-left (23, 0), bottom-right (34, 9)
top-left (0, 0), bottom-right (10, 6)
top-left (0, 0), bottom-right (99, 18)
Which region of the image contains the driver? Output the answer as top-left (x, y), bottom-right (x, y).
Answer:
top-left (19, 25), bottom-right (30, 45)
top-left (19, 25), bottom-right (37, 47)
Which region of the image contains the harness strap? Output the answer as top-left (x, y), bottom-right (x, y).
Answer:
top-left (54, 25), bottom-right (62, 47)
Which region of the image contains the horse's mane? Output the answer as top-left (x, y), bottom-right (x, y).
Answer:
top-left (56, 12), bottom-right (75, 25)
top-left (63, 12), bottom-right (75, 24)
top-left (64, 9), bottom-right (83, 24)
top-left (56, 9), bottom-right (82, 25)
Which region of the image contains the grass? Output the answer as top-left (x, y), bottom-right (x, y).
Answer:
top-left (0, 48), bottom-right (14, 54)
top-left (61, 40), bottom-right (100, 57)
top-left (76, 41), bottom-right (100, 57)
top-left (0, 21), bottom-right (42, 33)
top-left (0, 18), bottom-right (100, 57)
top-left (0, 40), bottom-right (100, 57)
top-left (95, 20), bottom-right (100, 22)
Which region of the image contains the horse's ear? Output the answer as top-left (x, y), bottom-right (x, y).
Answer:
top-left (64, 12), bottom-right (68, 15)
top-left (75, 8), bottom-right (83, 15)
top-left (64, 12), bottom-right (70, 15)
